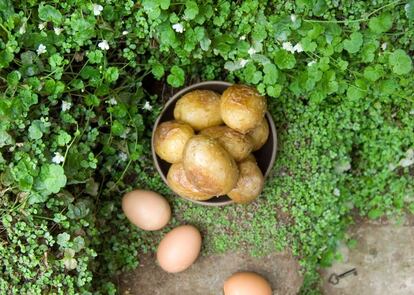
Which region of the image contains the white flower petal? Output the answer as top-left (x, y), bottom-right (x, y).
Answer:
top-left (293, 43), bottom-right (303, 53)
top-left (248, 47), bottom-right (256, 55)
top-left (61, 101), bottom-right (72, 112)
top-left (239, 59), bottom-right (248, 67)
top-left (36, 44), bottom-right (47, 55)
top-left (54, 27), bottom-right (63, 35)
top-left (172, 23), bottom-right (184, 33)
top-left (119, 152), bottom-right (128, 161)
top-left (290, 14), bottom-right (297, 22)
top-left (143, 101), bottom-right (153, 111)
top-left (282, 41), bottom-right (295, 53)
top-left (38, 22), bottom-right (47, 30)
top-left (93, 4), bottom-right (104, 16)
top-left (52, 152), bottom-right (65, 164)
top-left (98, 40), bottom-right (109, 50)
top-left (122, 30), bottom-right (129, 35)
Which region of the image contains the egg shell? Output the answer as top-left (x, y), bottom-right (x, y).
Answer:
top-left (157, 225), bottom-right (202, 273)
top-left (224, 272), bottom-right (272, 295)
top-left (122, 190), bottom-right (171, 231)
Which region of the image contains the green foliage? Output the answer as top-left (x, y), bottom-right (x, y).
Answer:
top-left (1, 0), bottom-right (413, 294)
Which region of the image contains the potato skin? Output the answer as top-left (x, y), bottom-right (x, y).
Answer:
top-left (220, 85), bottom-right (267, 134)
top-left (227, 155), bottom-right (264, 204)
top-left (182, 135), bottom-right (239, 196)
top-left (247, 118), bottom-right (269, 151)
top-left (154, 120), bottom-right (194, 163)
top-left (167, 163), bottom-right (213, 201)
top-left (200, 126), bottom-right (253, 161)
top-left (174, 90), bottom-right (223, 130)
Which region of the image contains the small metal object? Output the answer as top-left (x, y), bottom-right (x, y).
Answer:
top-left (328, 268), bottom-right (357, 285)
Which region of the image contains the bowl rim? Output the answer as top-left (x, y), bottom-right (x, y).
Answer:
top-left (151, 81), bottom-right (277, 206)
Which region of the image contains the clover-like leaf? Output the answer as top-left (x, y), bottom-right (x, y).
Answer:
top-left (388, 49), bottom-right (412, 75)
top-left (167, 65), bottom-right (185, 87)
top-left (36, 164), bottom-right (67, 195)
top-left (405, 0), bottom-right (414, 20)
top-left (38, 4), bottom-right (62, 24)
top-left (368, 13), bottom-right (393, 34)
top-left (185, 1), bottom-right (199, 20)
top-left (343, 32), bottom-right (363, 54)
top-left (274, 50), bottom-right (296, 69)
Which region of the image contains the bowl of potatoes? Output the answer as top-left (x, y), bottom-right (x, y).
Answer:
top-left (151, 81), bottom-right (277, 206)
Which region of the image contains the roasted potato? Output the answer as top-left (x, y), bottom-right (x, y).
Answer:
top-left (227, 155), bottom-right (264, 204)
top-left (182, 135), bottom-right (239, 196)
top-left (220, 84), bottom-right (267, 134)
top-left (154, 120), bottom-right (194, 163)
top-left (174, 90), bottom-right (223, 130)
top-left (200, 126), bottom-right (253, 161)
top-left (167, 163), bottom-right (213, 201)
top-left (247, 118), bottom-right (269, 151)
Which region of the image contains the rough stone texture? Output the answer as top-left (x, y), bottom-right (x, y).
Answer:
top-left (321, 224), bottom-right (414, 295)
top-left (119, 252), bottom-right (302, 295)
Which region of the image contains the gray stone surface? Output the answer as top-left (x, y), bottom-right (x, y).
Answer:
top-left (321, 224), bottom-right (414, 295)
top-left (119, 252), bottom-right (302, 295)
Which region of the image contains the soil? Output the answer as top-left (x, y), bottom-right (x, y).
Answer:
top-left (119, 251), bottom-right (303, 295)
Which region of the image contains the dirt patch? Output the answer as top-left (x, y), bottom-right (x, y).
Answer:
top-left (321, 224), bottom-right (414, 295)
top-left (119, 251), bottom-right (302, 295)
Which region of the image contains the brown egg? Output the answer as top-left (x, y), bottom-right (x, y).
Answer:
top-left (122, 190), bottom-right (171, 231)
top-left (224, 272), bottom-right (272, 295)
top-left (157, 225), bottom-right (202, 273)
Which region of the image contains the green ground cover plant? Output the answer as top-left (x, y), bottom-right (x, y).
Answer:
top-left (0, 0), bottom-right (413, 293)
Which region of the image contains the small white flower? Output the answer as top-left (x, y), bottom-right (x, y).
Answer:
top-left (37, 44), bottom-right (47, 55)
top-left (52, 152), bottom-right (65, 164)
top-left (54, 27), bottom-right (63, 35)
top-left (119, 152), bottom-right (128, 161)
top-left (143, 101), bottom-right (153, 111)
top-left (239, 35), bottom-right (246, 41)
top-left (290, 14), bottom-right (297, 22)
top-left (399, 149), bottom-right (414, 167)
top-left (61, 101), bottom-right (72, 112)
top-left (248, 47), bottom-right (256, 55)
top-left (333, 188), bottom-right (340, 197)
top-left (293, 43), bottom-right (303, 53)
top-left (93, 4), bottom-right (104, 16)
top-left (98, 40), bottom-right (109, 50)
top-left (282, 41), bottom-right (295, 53)
top-left (108, 97), bottom-right (117, 105)
top-left (19, 23), bottom-right (26, 34)
top-left (239, 59), bottom-right (248, 67)
top-left (381, 42), bottom-right (387, 51)
top-left (410, 109), bottom-right (414, 115)
top-left (38, 22), bottom-right (47, 30)
top-left (172, 23), bottom-right (185, 33)
top-left (122, 30), bottom-right (129, 35)
top-left (307, 60), bottom-right (317, 67)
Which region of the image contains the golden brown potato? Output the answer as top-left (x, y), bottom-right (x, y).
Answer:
top-left (154, 120), bottom-right (194, 163)
top-left (182, 135), bottom-right (239, 196)
top-left (200, 126), bottom-right (253, 161)
top-left (220, 84), bottom-right (267, 134)
top-left (227, 156), bottom-right (264, 204)
top-left (167, 163), bottom-right (213, 201)
top-left (174, 90), bottom-right (223, 130)
top-left (247, 118), bottom-right (269, 151)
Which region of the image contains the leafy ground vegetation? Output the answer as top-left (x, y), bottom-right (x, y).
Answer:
top-left (1, 0), bottom-right (413, 294)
